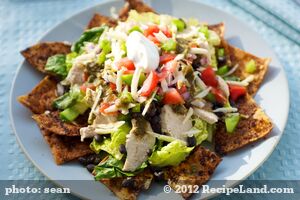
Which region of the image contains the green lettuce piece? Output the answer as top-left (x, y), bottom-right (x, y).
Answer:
top-left (149, 141), bottom-right (193, 167)
top-left (90, 123), bottom-right (131, 160)
top-left (52, 86), bottom-right (82, 110)
top-left (93, 156), bottom-right (147, 180)
top-left (65, 52), bottom-right (78, 71)
top-left (45, 54), bottom-right (67, 78)
top-left (71, 26), bottom-right (106, 53)
top-left (193, 118), bottom-right (209, 144)
top-left (208, 30), bottom-right (221, 46)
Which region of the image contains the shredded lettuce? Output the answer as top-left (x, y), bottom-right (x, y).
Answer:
top-left (90, 123), bottom-right (131, 160)
top-left (149, 140), bottom-right (193, 167)
top-left (93, 156), bottom-right (147, 180)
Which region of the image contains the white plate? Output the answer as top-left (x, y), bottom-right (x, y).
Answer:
top-left (10, 0), bottom-right (289, 199)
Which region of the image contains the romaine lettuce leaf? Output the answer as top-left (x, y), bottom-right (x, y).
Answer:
top-left (93, 156), bottom-right (147, 180)
top-left (148, 140), bottom-right (193, 167)
top-left (71, 26), bottom-right (106, 53)
top-left (90, 123), bottom-right (131, 160)
top-left (193, 118), bottom-right (209, 144)
top-left (45, 54), bottom-right (68, 78)
top-left (53, 86), bottom-right (82, 110)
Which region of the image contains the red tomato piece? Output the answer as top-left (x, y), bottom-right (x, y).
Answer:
top-left (140, 71), bottom-right (159, 97)
top-left (83, 72), bottom-right (89, 82)
top-left (200, 67), bottom-right (218, 87)
top-left (147, 35), bottom-right (160, 46)
top-left (99, 103), bottom-right (118, 116)
top-left (162, 28), bottom-right (172, 38)
top-left (116, 58), bottom-right (135, 70)
top-left (144, 25), bottom-right (160, 37)
top-left (159, 53), bottom-right (176, 65)
top-left (177, 84), bottom-right (187, 94)
top-left (163, 88), bottom-right (185, 105)
top-left (211, 88), bottom-right (227, 104)
top-left (229, 84), bottom-right (247, 101)
top-left (109, 83), bottom-right (116, 91)
top-left (80, 84), bottom-right (96, 93)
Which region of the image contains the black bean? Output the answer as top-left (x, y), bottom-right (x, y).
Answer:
top-left (93, 156), bottom-right (102, 165)
top-left (86, 164), bottom-right (95, 173)
top-left (187, 136), bottom-right (196, 147)
top-left (217, 56), bottom-right (226, 65)
top-left (147, 149), bottom-right (153, 156)
top-left (149, 166), bottom-right (162, 173)
top-left (78, 157), bottom-right (88, 166)
top-left (154, 171), bottom-right (165, 182)
top-left (121, 178), bottom-right (135, 189)
top-left (119, 144), bottom-right (127, 154)
top-left (94, 134), bottom-right (103, 143)
top-left (87, 154), bottom-right (96, 164)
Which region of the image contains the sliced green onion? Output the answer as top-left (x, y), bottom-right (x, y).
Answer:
top-left (97, 51), bottom-right (106, 65)
top-left (131, 104), bottom-right (141, 113)
top-left (161, 39), bottom-right (177, 52)
top-left (172, 19), bottom-right (186, 32)
top-left (225, 114), bottom-right (240, 133)
top-left (199, 26), bottom-right (209, 38)
top-left (205, 92), bottom-right (216, 103)
top-left (217, 65), bottom-right (229, 75)
top-left (218, 48), bottom-right (225, 57)
top-left (129, 26), bottom-right (142, 33)
top-left (121, 73), bottom-right (146, 86)
top-left (245, 59), bottom-right (256, 73)
top-left (99, 39), bottom-right (111, 54)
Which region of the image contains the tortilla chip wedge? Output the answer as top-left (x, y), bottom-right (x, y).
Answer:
top-left (87, 13), bottom-right (117, 29)
top-left (214, 94), bottom-right (273, 155)
top-left (100, 169), bottom-right (153, 200)
top-left (32, 111), bottom-right (81, 137)
top-left (21, 42), bottom-right (71, 73)
top-left (164, 146), bottom-right (221, 199)
top-left (208, 22), bottom-right (225, 39)
top-left (223, 41), bottom-right (271, 96)
top-left (40, 128), bottom-right (92, 165)
top-left (18, 76), bottom-right (57, 114)
top-left (119, 0), bottom-right (155, 20)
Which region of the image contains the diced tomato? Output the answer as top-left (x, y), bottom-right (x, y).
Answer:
top-left (147, 35), bottom-right (160, 45)
top-left (83, 72), bottom-right (89, 82)
top-left (123, 70), bottom-right (135, 74)
top-left (163, 88), bottom-right (184, 105)
top-left (99, 103), bottom-right (118, 116)
top-left (80, 84), bottom-right (96, 93)
top-left (162, 28), bottom-right (172, 38)
top-left (116, 58), bottom-right (135, 70)
top-left (159, 53), bottom-right (176, 65)
top-left (140, 71), bottom-right (159, 97)
top-left (177, 84), bottom-right (187, 94)
top-left (229, 84), bottom-right (247, 101)
top-left (109, 83), bottom-right (116, 91)
top-left (144, 25), bottom-right (160, 37)
top-left (190, 43), bottom-right (198, 48)
top-left (211, 88), bottom-right (227, 104)
top-left (200, 67), bottom-right (218, 87)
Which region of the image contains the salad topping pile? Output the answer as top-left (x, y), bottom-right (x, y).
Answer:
top-left (46, 11), bottom-right (257, 177)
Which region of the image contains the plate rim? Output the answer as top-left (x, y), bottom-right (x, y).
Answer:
top-left (9, 0), bottom-right (290, 199)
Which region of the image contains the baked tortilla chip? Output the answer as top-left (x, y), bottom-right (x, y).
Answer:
top-left (21, 42), bottom-right (71, 73)
top-left (208, 22), bottom-right (225, 39)
top-left (32, 111), bottom-right (81, 137)
top-left (40, 128), bottom-right (92, 165)
top-left (86, 13), bottom-right (117, 29)
top-left (100, 169), bottom-right (153, 200)
top-left (18, 76), bottom-right (57, 114)
top-left (164, 146), bottom-right (221, 199)
top-left (119, 0), bottom-right (155, 20)
top-left (214, 94), bottom-right (273, 155)
top-left (223, 41), bottom-right (271, 96)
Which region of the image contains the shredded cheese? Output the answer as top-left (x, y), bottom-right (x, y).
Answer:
top-left (183, 107), bottom-right (194, 125)
top-left (223, 64), bottom-right (239, 77)
top-left (194, 86), bottom-right (211, 99)
top-left (88, 87), bottom-right (103, 124)
top-left (217, 76), bottom-right (229, 97)
top-left (116, 69), bottom-right (123, 93)
top-left (131, 67), bottom-right (142, 98)
top-left (189, 47), bottom-right (209, 55)
top-left (193, 108), bottom-right (218, 124)
top-left (213, 107), bottom-right (238, 113)
top-left (142, 89), bottom-right (158, 116)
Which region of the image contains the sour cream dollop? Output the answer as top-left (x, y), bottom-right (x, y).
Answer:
top-left (126, 31), bottom-right (159, 72)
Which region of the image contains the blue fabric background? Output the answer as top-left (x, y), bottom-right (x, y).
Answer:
top-left (0, 0), bottom-right (299, 199)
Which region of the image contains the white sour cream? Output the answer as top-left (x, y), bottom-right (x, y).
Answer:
top-left (126, 31), bottom-right (159, 72)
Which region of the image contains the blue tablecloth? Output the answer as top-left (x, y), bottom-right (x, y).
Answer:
top-left (1, 0), bottom-right (299, 199)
